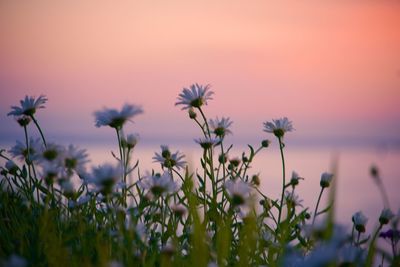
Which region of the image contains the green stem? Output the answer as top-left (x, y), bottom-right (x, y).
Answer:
top-left (30, 115), bottom-right (47, 148)
top-left (312, 187), bottom-right (325, 226)
top-left (115, 129), bottom-right (126, 206)
top-left (366, 224), bottom-right (383, 265)
top-left (198, 107), bottom-right (211, 138)
top-left (23, 126), bottom-right (32, 192)
top-left (277, 137), bottom-right (286, 227)
top-left (202, 149), bottom-right (207, 220)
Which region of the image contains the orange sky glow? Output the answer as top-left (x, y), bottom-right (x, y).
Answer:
top-left (1, 1), bottom-right (399, 145)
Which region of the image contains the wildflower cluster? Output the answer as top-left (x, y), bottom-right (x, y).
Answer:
top-left (0, 89), bottom-right (399, 267)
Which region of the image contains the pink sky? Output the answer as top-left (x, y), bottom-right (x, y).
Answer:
top-left (1, 1), bottom-right (399, 145)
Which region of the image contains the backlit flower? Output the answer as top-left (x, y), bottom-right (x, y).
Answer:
top-left (94, 104), bottom-right (143, 129)
top-left (175, 83), bottom-right (214, 110)
top-left (138, 171), bottom-right (179, 197)
top-left (290, 171), bottom-right (304, 187)
top-left (61, 145), bottom-right (89, 176)
top-left (379, 208), bottom-right (395, 225)
top-left (320, 172), bottom-right (333, 188)
top-left (89, 164), bottom-right (122, 195)
top-left (352, 211), bottom-right (368, 233)
top-left (171, 203), bottom-right (187, 217)
top-left (40, 142), bottom-right (63, 162)
top-left (194, 137), bottom-right (221, 149)
top-left (209, 117), bottom-right (233, 138)
top-left (9, 138), bottom-right (43, 163)
top-left (224, 179), bottom-right (252, 206)
top-left (8, 95), bottom-right (48, 117)
top-left (285, 191), bottom-right (304, 207)
top-left (40, 161), bottom-right (62, 185)
top-left (153, 145), bottom-right (186, 169)
top-left (263, 117), bottom-right (294, 138)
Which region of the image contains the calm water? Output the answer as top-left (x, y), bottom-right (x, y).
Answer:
top-left (1, 140), bottom-right (399, 227)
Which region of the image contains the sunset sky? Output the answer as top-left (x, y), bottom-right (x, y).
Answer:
top-left (1, 1), bottom-right (399, 146)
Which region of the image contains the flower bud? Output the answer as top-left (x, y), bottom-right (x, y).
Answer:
top-left (188, 108), bottom-right (197, 119)
top-left (251, 174), bottom-right (260, 186)
top-left (379, 208), bottom-right (395, 225)
top-left (261, 139), bottom-right (270, 148)
top-left (320, 172), bottom-right (333, 188)
top-left (352, 211), bottom-right (368, 233)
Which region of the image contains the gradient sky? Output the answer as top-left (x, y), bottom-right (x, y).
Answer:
top-left (1, 1), bottom-right (399, 145)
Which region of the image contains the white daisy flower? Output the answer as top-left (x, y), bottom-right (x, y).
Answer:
top-left (194, 136), bottom-right (221, 149)
top-left (89, 164), bottom-right (122, 195)
top-left (263, 117), bottom-right (294, 138)
top-left (224, 179), bottom-right (252, 206)
top-left (175, 83), bottom-right (214, 110)
top-left (171, 203), bottom-right (187, 217)
top-left (7, 95), bottom-right (48, 117)
top-left (138, 171), bottom-right (179, 197)
top-left (153, 145), bottom-right (186, 169)
top-left (40, 161), bottom-right (62, 185)
top-left (285, 191), bottom-right (304, 207)
top-left (290, 171), bottom-right (304, 187)
top-left (209, 117), bottom-right (233, 138)
top-left (379, 208), bottom-right (395, 225)
top-left (94, 104), bottom-right (143, 129)
top-left (352, 211), bottom-right (368, 233)
top-left (60, 179), bottom-right (75, 197)
top-left (9, 137), bottom-right (43, 162)
top-left (62, 145), bottom-right (89, 176)
top-left (320, 172), bottom-right (334, 188)
top-left (40, 142), bottom-right (64, 162)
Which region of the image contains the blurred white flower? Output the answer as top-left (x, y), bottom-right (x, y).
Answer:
top-left (263, 117), bottom-right (294, 138)
top-left (194, 136), bottom-right (221, 149)
top-left (8, 95), bottom-right (47, 117)
top-left (175, 83), bottom-right (214, 110)
top-left (161, 239), bottom-right (176, 255)
top-left (209, 117), bottom-right (233, 138)
top-left (224, 179), bottom-right (252, 206)
top-left (153, 145), bottom-right (186, 169)
top-left (94, 104), bottom-right (143, 129)
top-left (138, 171), bottom-right (179, 197)
top-left (352, 211), bottom-right (368, 233)
top-left (121, 133), bottom-right (139, 149)
top-left (62, 145), bottom-right (89, 176)
top-left (9, 137), bottom-right (43, 162)
top-left (40, 142), bottom-right (63, 162)
top-left (379, 208), bottom-right (395, 225)
top-left (320, 172), bottom-right (333, 188)
top-left (40, 161), bottom-right (62, 185)
top-left (285, 191), bottom-right (304, 207)
top-left (60, 179), bottom-right (74, 197)
top-left (89, 164), bottom-right (122, 195)
top-left (5, 160), bottom-right (19, 175)
top-left (290, 171), bottom-right (303, 187)
top-left (171, 203), bottom-right (187, 217)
